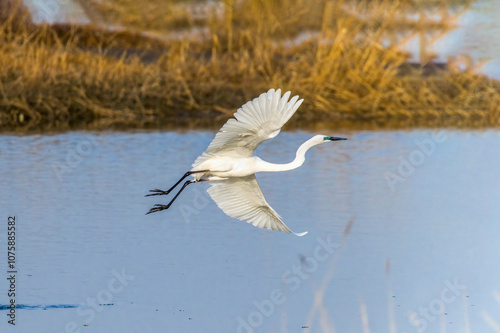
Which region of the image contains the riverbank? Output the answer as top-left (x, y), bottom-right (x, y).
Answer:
top-left (1, 0), bottom-right (499, 132)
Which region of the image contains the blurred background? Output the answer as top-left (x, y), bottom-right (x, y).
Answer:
top-left (1, 0), bottom-right (499, 131)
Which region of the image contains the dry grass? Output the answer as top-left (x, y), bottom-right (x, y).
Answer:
top-left (0, 0), bottom-right (499, 132)
top-left (82, 0), bottom-right (207, 31)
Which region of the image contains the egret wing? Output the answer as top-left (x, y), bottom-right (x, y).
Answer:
top-left (207, 175), bottom-right (307, 236)
top-left (205, 89), bottom-right (303, 158)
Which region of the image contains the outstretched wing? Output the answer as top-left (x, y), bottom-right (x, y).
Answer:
top-left (207, 175), bottom-right (307, 236)
top-left (205, 89), bottom-right (303, 158)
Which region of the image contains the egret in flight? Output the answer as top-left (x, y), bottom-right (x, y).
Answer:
top-left (146, 89), bottom-right (346, 236)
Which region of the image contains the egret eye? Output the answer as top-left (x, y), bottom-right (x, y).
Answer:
top-left (323, 136), bottom-right (330, 141)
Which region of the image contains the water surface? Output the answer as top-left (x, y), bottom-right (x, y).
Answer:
top-left (1, 129), bottom-right (499, 333)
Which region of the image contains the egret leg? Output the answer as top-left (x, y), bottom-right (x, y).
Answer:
top-left (146, 179), bottom-right (208, 215)
top-left (146, 170), bottom-right (209, 197)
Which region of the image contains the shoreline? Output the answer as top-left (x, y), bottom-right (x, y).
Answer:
top-left (2, 114), bottom-right (498, 135)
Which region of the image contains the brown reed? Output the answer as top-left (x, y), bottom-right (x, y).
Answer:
top-left (0, 0), bottom-right (498, 132)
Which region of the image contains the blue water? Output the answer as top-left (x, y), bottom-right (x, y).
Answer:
top-left (403, 0), bottom-right (500, 79)
top-left (0, 304), bottom-right (81, 310)
top-left (1, 129), bottom-right (500, 332)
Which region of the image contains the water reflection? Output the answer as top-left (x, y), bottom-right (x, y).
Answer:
top-left (0, 129), bottom-right (499, 332)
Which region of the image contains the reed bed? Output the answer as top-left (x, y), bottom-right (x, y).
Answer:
top-left (0, 0), bottom-right (498, 131)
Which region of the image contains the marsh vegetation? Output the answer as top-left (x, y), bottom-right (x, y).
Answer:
top-left (0, 0), bottom-right (498, 131)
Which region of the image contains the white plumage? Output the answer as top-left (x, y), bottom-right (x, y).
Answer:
top-left (192, 89), bottom-right (302, 171)
top-left (207, 175), bottom-right (298, 234)
top-left (146, 89), bottom-right (347, 236)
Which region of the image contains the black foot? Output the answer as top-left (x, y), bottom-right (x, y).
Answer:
top-left (146, 204), bottom-right (171, 215)
top-left (145, 189), bottom-right (171, 197)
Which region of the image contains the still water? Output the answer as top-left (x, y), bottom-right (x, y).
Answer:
top-left (1, 129), bottom-right (499, 333)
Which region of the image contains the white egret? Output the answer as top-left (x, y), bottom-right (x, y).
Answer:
top-left (146, 89), bottom-right (347, 236)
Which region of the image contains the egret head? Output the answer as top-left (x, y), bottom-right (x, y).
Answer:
top-left (313, 135), bottom-right (347, 144)
top-left (324, 136), bottom-right (347, 142)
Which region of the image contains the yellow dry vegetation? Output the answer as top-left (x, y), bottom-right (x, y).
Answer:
top-left (0, 0), bottom-right (498, 131)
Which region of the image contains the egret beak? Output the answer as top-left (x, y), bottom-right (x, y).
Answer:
top-left (328, 137), bottom-right (347, 141)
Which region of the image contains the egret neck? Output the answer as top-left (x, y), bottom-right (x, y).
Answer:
top-left (255, 136), bottom-right (328, 173)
